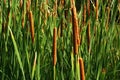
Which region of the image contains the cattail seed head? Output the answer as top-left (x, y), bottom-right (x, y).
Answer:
top-left (96, 0), bottom-right (98, 21)
top-left (71, 1), bottom-right (80, 54)
top-left (79, 58), bottom-right (85, 80)
top-left (29, 10), bottom-right (34, 43)
top-left (53, 27), bottom-right (57, 66)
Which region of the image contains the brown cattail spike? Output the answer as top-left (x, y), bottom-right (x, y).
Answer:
top-left (71, 0), bottom-right (80, 54)
top-left (53, 27), bottom-right (57, 66)
top-left (29, 11), bottom-right (34, 43)
top-left (79, 58), bottom-right (85, 80)
top-left (96, 0), bottom-right (98, 21)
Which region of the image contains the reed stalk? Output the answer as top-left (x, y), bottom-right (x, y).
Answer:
top-left (106, 7), bottom-right (110, 30)
top-left (87, 0), bottom-right (91, 53)
top-left (83, 3), bottom-right (86, 26)
top-left (60, 0), bottom-right (65, 37)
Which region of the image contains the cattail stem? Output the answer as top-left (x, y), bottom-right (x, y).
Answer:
top-left (83, 3), bottom-right (86, 26)
top-left (29, 10), bottom-right (34, 43)
top-left (106, 7), bottom-right (110, 30)
top-left (71, 0), bottom-right (80, 54)
top-left (79, 58), bottom-right (85, 80)
top-left (87, 0), bottom-right (91, 53)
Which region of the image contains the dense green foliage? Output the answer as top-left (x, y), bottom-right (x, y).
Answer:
top-left (0, 0), bottom-right (120, 80)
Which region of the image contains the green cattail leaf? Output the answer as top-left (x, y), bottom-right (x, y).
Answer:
top-left (8, 26), bottom-right (25, 80)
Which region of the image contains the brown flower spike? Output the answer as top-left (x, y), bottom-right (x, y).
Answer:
top-left (79, 58), bottom-right (85, 80)
top-left (29, 11), bottom-right (34, 43)
top-left (53, 27), bottom-right (57, 66)
top-left (71, 0), bottom-right (80, 54)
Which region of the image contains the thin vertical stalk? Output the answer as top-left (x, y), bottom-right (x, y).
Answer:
top-left (106, 7), bottom-right (110, 30)
top-left (75, 55), bottom-right (80, 80)
top-left (32, 52), bottom-right (37, 80)
top-left (60, 0), bottom-right (65, 37)
top-left (87, 0), bottom-right (90, 53)
top-left (94, 0), bottom-right (98, 36)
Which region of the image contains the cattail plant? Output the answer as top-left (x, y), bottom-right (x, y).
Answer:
top-left (71, 0), bottom-right (80, 80)
top-left (28, 10), bottom-right (34, 43)
top-left (87, 0), bottom-right (91, 53)
top-left (71, 0), bottom-right (80, 55)
top-left (79, 58), bottom-right (85, 80)
top-left (53, 27), bottom-right (57, 80)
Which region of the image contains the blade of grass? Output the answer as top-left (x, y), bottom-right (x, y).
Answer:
top-left (8, 26), bottom-right (25, 80)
